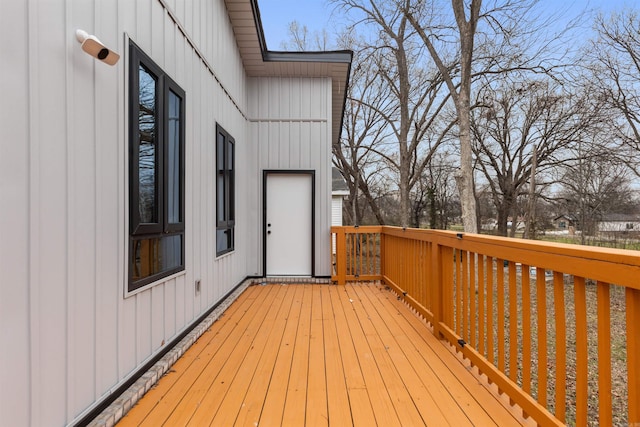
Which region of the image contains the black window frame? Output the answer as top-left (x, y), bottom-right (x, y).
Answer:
top-left (216, 124), bottom-right (235, 256)
top-left (128, 40), bottom-right (185, 292)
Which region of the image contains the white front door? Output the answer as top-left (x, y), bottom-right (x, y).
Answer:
top-left (265, 173), bottom-right (313, 276)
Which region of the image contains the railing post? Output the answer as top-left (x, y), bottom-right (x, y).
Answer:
top-left (379, 228), bottom-right (385, 281)
top-left (431, 243), bottom-right (454, 340)
top-left (335, 227), bottom-right (347, 286)
top-left (627, 287), bottom-right (640, 425)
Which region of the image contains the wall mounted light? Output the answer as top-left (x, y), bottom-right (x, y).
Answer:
top-left (75, 29), bottom-right (120, 66)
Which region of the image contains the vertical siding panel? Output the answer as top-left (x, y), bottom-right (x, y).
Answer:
top-left (290, 122), bottom-right (301, 168)
top-left (121, 0), bottom-right (136, 39)
top-left (301, 79), bottom-right (311, 118)
top-left (192, 0), bottom-right (200, 51)
top-left (136, 0), bottom-right (151, 48)
top-left (248, 118), bottom-right (261, 275)
top-left (279, 121), bottom-right (290, 167)
top-left (206, 72), bottom-right (215, 298)
top-left (191, 50), bottom-right (202, 314)
top-left (299, 122), bottom-right (311, 169)
top-left (69, 0), bottom-right (99, 417)
top-left (95, 0), bottom-right (121, 402)
top-left (318, 80), bottom-right (332, 275)
top-left (34, 0), bottom-right (69, 423)
top-left (136, 293), bottom-right (152, 363)
top-left (161, 278), bottom-right (178, 352)
top-left (151, 1), bottom-right (164, 62)
top-left (119, 297), bottom-right (137, 378)
top-left (280, 78), bottom-right (290, 119)
top-left (0, 0), bottom-right (31, 424)
top-left (27, 0), bottom-right (44, 419)
top-left (164, 13), bottom-right (176, 77)
top-left (151, 286), bottom-right (165, 351)
top-left (175, 274), bottom-right (186, 332)
top-left (269, 121), bottom-right (280, 168)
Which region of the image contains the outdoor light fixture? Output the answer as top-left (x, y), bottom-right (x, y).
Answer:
top-left (75, 29), bottom-right (120, 66)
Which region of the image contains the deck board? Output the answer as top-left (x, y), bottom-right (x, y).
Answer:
top-left (117, 283), bottom-right (532, 427)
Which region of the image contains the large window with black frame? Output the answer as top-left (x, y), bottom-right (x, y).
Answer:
top-left (216, 124), bottom-right (235, 256)
top-left (128, 40), bottom-right (185, 292)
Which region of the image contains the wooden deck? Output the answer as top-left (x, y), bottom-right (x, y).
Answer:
top-left (117, 283), bottom-right (532, 426)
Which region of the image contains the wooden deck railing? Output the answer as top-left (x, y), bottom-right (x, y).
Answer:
top-left (331, 225), bottom-right (640, 427)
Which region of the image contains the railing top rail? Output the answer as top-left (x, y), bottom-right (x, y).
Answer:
top-left (331, 225), bottom-right (383, 233)
top-left (335, 225), bottom-right (640, 289)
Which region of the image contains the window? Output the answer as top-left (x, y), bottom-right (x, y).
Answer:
top-left (216, 125), bottom-right (235, 256)
top-left (128, 41), bottom-right (185, 292)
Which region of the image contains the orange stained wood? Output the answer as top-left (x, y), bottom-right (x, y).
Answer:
top-left (117, 283), bottom-right (533, 427)
top-left (597, 281), bottom-right (613, 426)
top-left (573, 276), bottom-right (588, 427)
top-left (553, 272), bottom-right (566, 423)
top-left (521, 264), bottom-right (531, 396)
top-left (535, 267), bottom-right (548, 407)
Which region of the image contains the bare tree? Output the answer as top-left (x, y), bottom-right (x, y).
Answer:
top-left (332, 0), bottom-right (456, 227)
top-left (334, 75), bottom-right (390, 224)
top-left (402, 0), bottom-right (588, 233)
top-left (401, 0), bottom-right (482, 232)
top-left (558, 144), bottom-right (636, 244)
top-left (281, 20), bottom-right (332, 51)
top-left (471, 79), bottom-right (595, 237)
top-left (589, 9), bottom-right (640, 175)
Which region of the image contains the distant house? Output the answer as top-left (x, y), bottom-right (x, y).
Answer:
top-left (1, 1), bottom-right (352, 425)
top-left (553, 214), bottom-right (577, 231)
top-left (598, 213), bottom-right (640, 235)
top-left (332, 167), bottom-right (350, 226)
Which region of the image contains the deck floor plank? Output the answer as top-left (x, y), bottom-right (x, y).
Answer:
top-left (374, 283), bottom-right (529, 426)
top-left (232, 284), bottom-right (297, 426)
top-left (345, 285), bottom-right (427, 426)
top-left (208, 285), bottom-right (290, 426)
top-left (320, 286), bottom-right (353, 426)
top-left (348, 283), bottom-right (460, 426)
top-left (256, 285), bottom-right (305, 426)
top-left (132, 286), bottom-right (262, 426)
top-left (327, 286), bottom-right (379, 427)
top-left (281, 285), bottom-right (313, 426)
top-left (118, 283), bottom-right (532, 427)
top-left (305, 285), bottom-right (329, 426)
top-left (160, 285), bottom-right (280, 426)
top-left (334, 285), bottom-right (403, 427)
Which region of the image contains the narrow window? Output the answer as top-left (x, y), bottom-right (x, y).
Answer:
top-left (216, 125), bottom-right (235, 256)
top-left (129, 41), bottom-right (185, 292)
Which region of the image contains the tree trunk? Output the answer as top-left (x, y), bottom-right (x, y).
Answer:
top-left (453, 0), bottom-right (480, 234)
top-left (496, 203), bottom-right (509, 237)
top-left (524, 146), bottom-right (537, 239)
top-left (455, 96), bottom-right (478, 233)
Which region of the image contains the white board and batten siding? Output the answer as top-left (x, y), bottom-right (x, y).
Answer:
top-left (0, 0), bottom-right (262, 425)
top-left (248, 76), bottom-right (334, 277)
top-left (332, 196), bottom-right (345, 226)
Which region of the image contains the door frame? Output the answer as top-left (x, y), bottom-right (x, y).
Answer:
top-left (262, 170), bottom-right (315, 277)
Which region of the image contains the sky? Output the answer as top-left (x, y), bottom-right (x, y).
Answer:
top-left (258, 0), bottom-right (338, 50)
top-left (257, 0), bottom-right (636, 51)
